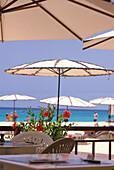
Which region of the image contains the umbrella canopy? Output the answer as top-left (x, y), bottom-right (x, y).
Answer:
top-left (89, 97), bottom-right (114, 105)
top-left (40, 96), bottom-right (96, 108)
top-left (89, 97), bottom-right (114, 120)
top-left (4, 59), bottom-right (114, 119)
top-left (83, 30), bottom-right (114, 50)
top-left (0, 0), bottom-right (114, 42)
top-left (0, 94), bottom-right (37, 112)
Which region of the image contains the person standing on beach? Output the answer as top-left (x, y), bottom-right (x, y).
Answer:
top-left (14, 111), bottom-right (18, 121)
top-left (5, 113), bottom-right (9, 122)
top-left (26, 116), bottom-right (30, 122)
top-left (94, 111), bottom-right (98, 122)
top-left (9, 112), bottom-right (14, 122)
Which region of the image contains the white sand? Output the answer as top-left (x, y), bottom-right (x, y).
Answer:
top-left (0, 122), bottom-right (14, 126)
top-left (0, 121), bottom-right (113, 126)
top-left (62, 121), bottom-right (114, 127)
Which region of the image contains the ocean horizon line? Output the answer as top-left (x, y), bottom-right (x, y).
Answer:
top-left (0, 106), bottom-right (109, 112)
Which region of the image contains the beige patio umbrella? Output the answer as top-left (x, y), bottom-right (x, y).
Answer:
top-left (4, 59), bottom-right (114, 119)
top-left (89, 97), bottom-right (114, 120)
top-left (40, 96), bottom-right (96, 109)
top-left (83, 30), bottom-right (114, 50)
top-left (0, 94), bottom-right (37, 113)
top-left (0, 0), bottom-right (114, 42)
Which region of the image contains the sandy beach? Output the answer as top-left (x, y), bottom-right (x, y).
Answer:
top-left (0, 121), bottom-right (113, 126)
top-left (0, 121), bottom-right (114, 160)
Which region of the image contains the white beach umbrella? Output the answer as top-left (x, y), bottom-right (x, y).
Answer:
top-left (83, 30), bottom-right (114, 50)
top-left (89, 97), bottom-right (114, 120)
top-left (0, 0), bottom-right (114, 42)
top-left (0, 94), bottom-right (37, 112)
top-left (40, 96), bottom-right (96, 109)
top-left (4, 59), bottom-right (114, 119)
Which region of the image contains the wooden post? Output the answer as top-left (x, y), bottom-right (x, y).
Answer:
top-left (75, 141), bottom-right (78, 155)
top-left (109, 140), bottom-right (111, 160)
top-left (92, 141), bottom-right (95, 159)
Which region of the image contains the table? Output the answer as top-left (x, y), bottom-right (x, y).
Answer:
top-left (0, 154), bottom-right (114, 170)
top-left (0, 141), bottom-right (41, 155)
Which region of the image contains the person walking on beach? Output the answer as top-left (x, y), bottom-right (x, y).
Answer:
top-left (5, 113), bottom-right (9, 122)
top-left (94, 111), bottom-right (98, 122)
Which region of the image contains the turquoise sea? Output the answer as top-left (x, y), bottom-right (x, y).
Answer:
top-left (0, 107), bottom-right (113, 122)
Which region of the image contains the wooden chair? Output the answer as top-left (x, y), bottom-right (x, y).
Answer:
top-left (40, 137), bottom-right (75, 154)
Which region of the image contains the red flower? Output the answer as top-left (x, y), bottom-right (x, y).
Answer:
top-left (53, 105), bottom-right (56, 110)
top-left (12, 121), bottom-right (16, 129)
top-left (36, 123), bottom-right (44, 131)
top-left (43, 109), bottom-right (48, 117)
top-left (63, 110), bottom-right (72, 119)
top-left (63, 110), bottom-right (67, 114)
top-left (39, 123), bottom-right (42, 127)
top-left (69, 135), bottom-right (73, 138)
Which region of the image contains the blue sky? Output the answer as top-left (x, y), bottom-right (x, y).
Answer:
top-left (0, 32), bottom-right (114, 110)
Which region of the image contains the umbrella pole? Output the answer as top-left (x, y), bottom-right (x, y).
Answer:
top-left (108, 114), bottom-right (111, 121)
top-left (14, 100), bottom-right (15, 113)
top-left (108, 105), bottom-right (112, 121)
top-left (57, 69), bottom-right (60, 120)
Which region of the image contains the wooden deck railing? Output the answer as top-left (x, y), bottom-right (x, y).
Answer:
top-left (0, 125), bottom-right (114, 160)
top-left (0, 125), bottom-right (113, 133)
top-left (0, 126), bottom-right (14, 131)
top-left (67, 126), bottom-right (114, 131)
top-left (0, 125), bottom-right (114, 131)
top-left (74, 139), bottom-right (114, 160)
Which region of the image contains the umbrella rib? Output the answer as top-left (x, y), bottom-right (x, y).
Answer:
top-left (34, 68), bottom-right (42, 75)
top-left (2, 0), bottom-right (46, 14)
top-left (68, 0), bottom-right (114, 18)
top-left (54, 59), bottom-right (61, 67)
top-left (3, 5), bottom-right (39, 13)
top-left (0, 14), bottom-right (4, 42)
top-left (83, 37), bottom-right (114, 50)
top-left (99, 98), bottom-right (108, 104)
top-left (75, 61), bottom-right (111, 76)
top-left (74, 98), bottom-right (88, 106)
top-left (47, 68), bottom-right (60, 75)
top-left (45, 68), bottom-right (70, 76)
top-left (2, 0), bottom-right (18, 10)
top-left (68, 96), bottom-right (73, 106)
top-left (34, 68), bottom-right (59, 76)
top-left (39, 5), bottom-right (83, 41)
top-left (82, 69), bottom-right (94, 76)
top-left (75, 61), bottom-right (93, 76)
top-left (61, 68), bottom-right (72, 76)
top-left (14, 94), bottom-right (17, 100)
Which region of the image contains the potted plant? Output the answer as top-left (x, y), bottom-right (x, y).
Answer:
top-left (13, 104), bottom-right (73, 141)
